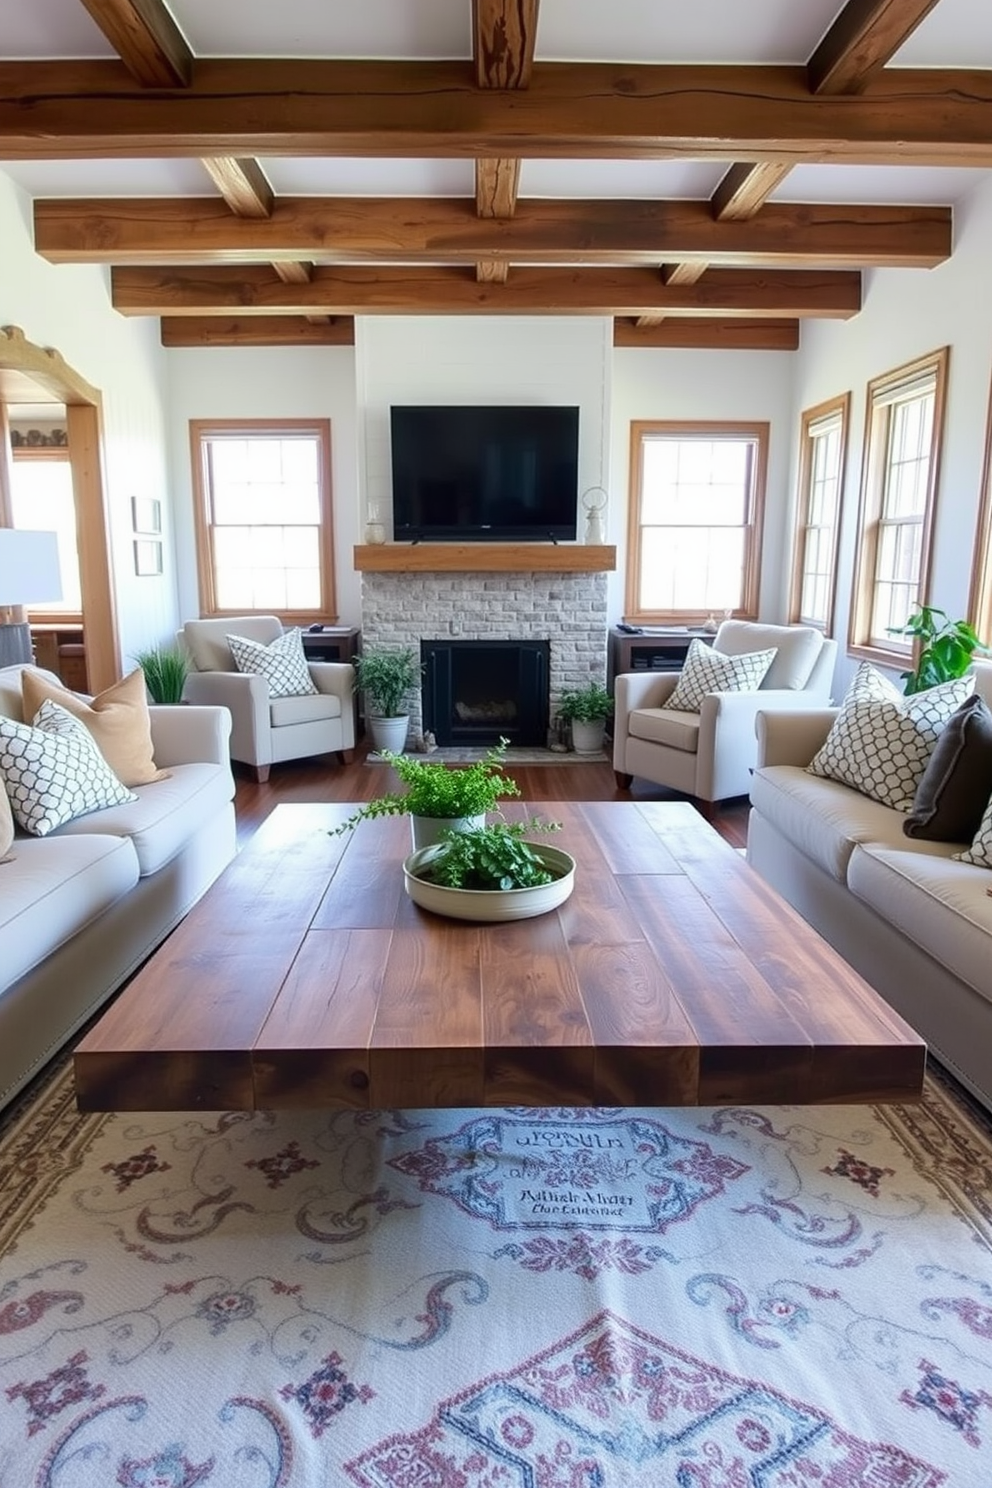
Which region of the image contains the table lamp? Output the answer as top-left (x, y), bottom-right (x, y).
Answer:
top-left (0, 528), bottom-right (64, 668)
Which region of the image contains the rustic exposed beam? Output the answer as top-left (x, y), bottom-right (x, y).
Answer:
top-left (809, 0), bottom-right (942, 96)
top-left (200, 157), bottom-right (273, 218)
top-left (77, 0), bottom-right (192, 88)
top-left (160, 316), bottom-right (354, 347)
top-left (712, 162), bottom-right (794, 220)
top-left (473, 0), bottom-right (539, 89)
top-left (615, 318), bottom-right (800, 350)
top-left (476, 261), bottom-right (510, 283)
top-left (110, 264), bottom-right (861, 319)
top-left (33, 196), bottom-right (951, 270)
top-left (476, 159), bottom-right (521, 218)
top-left (661, 262), bottom-right (709, 286)
top-left (4, 60), bottom-right (992, 166)
top-left (271, 260), bottom-right (314, 284)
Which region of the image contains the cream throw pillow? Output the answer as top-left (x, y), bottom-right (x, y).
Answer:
top-left (662, 638), bottom-right (777, 713)
top-left (808, 662), bottom-right (973, 810)
top-left (21, 666), bottom-right (167, 787)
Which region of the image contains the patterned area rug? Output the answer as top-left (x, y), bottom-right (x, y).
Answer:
top-left (2, 1064), bottom-right (992, 1486)
top-left (367, 747), bottom-right (609, 763)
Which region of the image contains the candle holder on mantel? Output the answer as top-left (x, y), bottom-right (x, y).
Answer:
top-left (581, 487), bottom-right (608, 545)
top-left (364, 506), bottom-right (386, 544)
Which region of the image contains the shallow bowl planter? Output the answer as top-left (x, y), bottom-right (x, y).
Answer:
top-left (403, 843), bottom-right (576, 922)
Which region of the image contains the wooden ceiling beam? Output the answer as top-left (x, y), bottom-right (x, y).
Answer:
top-left (77, 0), bottom-right (192, 88)
top-left (473, 0), bottom-right (539, 89)
top-left (615, 318), bottom-right (800, 350)
top-left (200, 156), bottom-right (273, 218)
top-left (809, 0), bottom-right (943, 96)
top-left (33, 196), bottom-right (950, 269)
top-left (160, 316), bottom-right (354, 347)
top-left (110, 263), bottom-right (861, 319)
top-left (476, 159), bottom-right (521, 218)
top-left (712, 162), bottom-right (794, 220)
top-left (3, 60), bottom-right (992, 166)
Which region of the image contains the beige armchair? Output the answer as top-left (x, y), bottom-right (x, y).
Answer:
top-left (180, 616), bottom-right (355, 782)
top-left (612, 620), bottom-right (837, 810)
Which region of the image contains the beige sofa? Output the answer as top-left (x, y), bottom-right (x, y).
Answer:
top-left (747, 658), bottom-right (992, 1113)
top-left (0, 664), bottom-right (237, 1112)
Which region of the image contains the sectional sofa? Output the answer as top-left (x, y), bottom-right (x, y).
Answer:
top-left (747, 658), bottom-right (992, 1114)
top-left (0, 664), bottom-right (237, 1112)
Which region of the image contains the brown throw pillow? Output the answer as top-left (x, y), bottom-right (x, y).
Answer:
top-left (21, 666), bottom-right (168, 788)
top-left (903, 692), bottom-right (992, 841)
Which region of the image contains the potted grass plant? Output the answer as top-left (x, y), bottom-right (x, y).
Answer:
top-left (332, 736), bottom-right (522, 847)
top-left (556, 681), bottom-right (614, 753)
top-left (132, 642), bottom-right (190, 705)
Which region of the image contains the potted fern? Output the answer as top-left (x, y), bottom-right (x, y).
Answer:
top-left (353, 647), bottom-right (421, 754)
top-left (132, 642), bottom-right (189, 704)
top-left (332, 737), bottom-right (522, 848)
top-left (556, 681), bottom-right (614, 753)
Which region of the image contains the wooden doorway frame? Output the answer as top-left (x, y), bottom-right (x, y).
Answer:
top-left (0, 325), bottom-right (120, 692)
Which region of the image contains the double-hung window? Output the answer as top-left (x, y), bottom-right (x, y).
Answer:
top-left (790, 394), bottom-right (849, 633)
top-left (190, 419), bottom-right (336, 620)
top-left (968, 368), bottom-right (992, 644)
top-left (625, 421), bottom-right (767, 624)
top-left (849, 349), bottom-right (948, 664)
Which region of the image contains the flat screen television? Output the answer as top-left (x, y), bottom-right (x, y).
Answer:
top-left (389, 405), bottom-right (579, 543)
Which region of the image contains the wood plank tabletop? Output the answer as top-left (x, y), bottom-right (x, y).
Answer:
top-left (73, 800), bottom-right (926, 1112)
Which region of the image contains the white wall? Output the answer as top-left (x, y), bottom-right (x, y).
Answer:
top-left (790, 174), bottom-right (992, 697)
top-left (0, 170), bottom-right (174, 670)
top-left (165, 345), bottom-right (360, 624)
top-left (356, 314), bottom-right (612, 539)
top-left (610, 346), bottom-right (796, 620)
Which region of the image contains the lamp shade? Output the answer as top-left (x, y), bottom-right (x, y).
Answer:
top-left (0, 529), bottom-right (64, 606)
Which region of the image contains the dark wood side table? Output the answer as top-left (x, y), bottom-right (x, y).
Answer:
top-left (607, 627), bottom-right (715, 692)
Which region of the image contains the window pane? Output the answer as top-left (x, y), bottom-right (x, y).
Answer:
top-left (10, 458), bottom-right (82, 612)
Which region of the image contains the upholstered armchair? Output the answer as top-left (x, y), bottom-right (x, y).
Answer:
top-left (180, 616), bottom-right (355, 782)
top-left (612, 620), bottom-right (837, 810)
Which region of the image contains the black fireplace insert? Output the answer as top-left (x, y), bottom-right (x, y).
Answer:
top-left (421, 639), bottom-right (550, 747)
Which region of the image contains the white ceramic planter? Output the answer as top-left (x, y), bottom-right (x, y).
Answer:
top-left (409, 813), bottom-right (486, 851)
top-left (403, 843), bottom-right (576, 922)
top-left (570, 718), bottom-right (606, 754)
top-left (368, 714), bottom-right (410, 755)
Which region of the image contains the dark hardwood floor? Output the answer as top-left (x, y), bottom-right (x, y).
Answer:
top-left (232, 745), bottom-right (750, 850)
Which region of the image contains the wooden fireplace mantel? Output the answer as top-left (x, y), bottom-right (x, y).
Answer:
top-left (353, 543), bottom-right (616, 573)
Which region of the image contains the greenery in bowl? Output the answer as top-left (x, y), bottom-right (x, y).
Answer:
top-left (415, 817), bottom-right (563, 890)
top-left (887, 605), bottom-right (988, 694)
top-left (353, 646), bottom-right (421, 717)
top-left (132, 642), bottom-right (190, 704)
top-left (331, 737), bottom-right (521, 833)
top-left (556, 681), bottom-right (614, 722)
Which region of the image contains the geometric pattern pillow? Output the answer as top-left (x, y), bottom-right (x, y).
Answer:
top-left (662, 638), bottom-right (777, 714)
top-left (226, 627), bottom-right (317, 699)
top-left (0, 700), bottom-right (136, 838)
top-left (953, 791), bottom-right (992, 867)
top-left (0, 779), bottom-right (13, 860)
top-left (808, 661), bottom-right (973, 811)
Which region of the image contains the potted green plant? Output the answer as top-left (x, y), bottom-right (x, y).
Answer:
top-left (353, 646), bottom-right (421, 754)
top-left (556, 681), bottom-right (614, 753)
top-left (404, 816), bottom-right (575, 921)
top-left (888, 606), bottom-right (989, 695)
top-left (132, 642), bottom-right (189, 705)
top-left (332, 737), bottom-right (522, 847)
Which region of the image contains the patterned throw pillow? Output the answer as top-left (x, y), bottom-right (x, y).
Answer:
top-left (808, 662), bottom-right (973, 811)
top-left (0, 781), bottom-right (13, 861)
top-left (22, 665), bottom-right (167, 787)
top-left (0, 700), bottom-right (137, 837)
top-left (953, 793), bottom-right (992, 867)
top-left (226, 627), bottom-right (317, 699)
top-left (662, 638), bottom-right (777, 713)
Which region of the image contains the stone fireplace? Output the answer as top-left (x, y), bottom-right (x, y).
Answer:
top-left (358, 554), bottom-right (611, 744)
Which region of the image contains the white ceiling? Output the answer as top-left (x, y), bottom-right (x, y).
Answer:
top-left (2, 0), bottom-right (991, 207)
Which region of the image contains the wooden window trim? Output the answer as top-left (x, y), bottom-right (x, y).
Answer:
top-left (788, 391), bottom-right (850, 633)
top-left (190, 417), bottom-right (337, 622)
top-left (968, 362), bottom-right (992, 644)
top-left (848, 347), bottom-right (949, 669)
top-left (624, 419), bottom-right (767, 626)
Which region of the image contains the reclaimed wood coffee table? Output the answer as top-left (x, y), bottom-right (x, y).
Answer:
top-left (73, 800), bottom-right (925, 1112)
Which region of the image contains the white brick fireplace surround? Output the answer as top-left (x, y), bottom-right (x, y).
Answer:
top-left (361, 569), bottom-right (609, 740)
